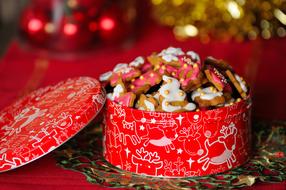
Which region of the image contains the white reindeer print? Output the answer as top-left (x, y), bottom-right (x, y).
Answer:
top-left (141, 119), bottom-right (178, 153)
top-left (5, 107), bottom-right (47, 136)
top-left (198, 123), bottom-right (237, 171)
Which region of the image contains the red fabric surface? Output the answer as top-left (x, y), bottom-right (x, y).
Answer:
top-left (0, 25), bottom-right (285, 189)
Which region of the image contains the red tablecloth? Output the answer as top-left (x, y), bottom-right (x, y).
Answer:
top-left (0, 25), bottom-right (285, 189)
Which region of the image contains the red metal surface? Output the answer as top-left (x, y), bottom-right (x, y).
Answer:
top-left (103, 97), bottom-right (251, 177)
top-left (0, 77), bottom-right (105, 172)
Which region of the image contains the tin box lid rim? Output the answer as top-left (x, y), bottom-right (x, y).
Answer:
top-left (0, 76), bottom-right (105, 173)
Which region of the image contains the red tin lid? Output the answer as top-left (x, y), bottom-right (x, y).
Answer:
top-left (0, 77), bottom-right (105, 172)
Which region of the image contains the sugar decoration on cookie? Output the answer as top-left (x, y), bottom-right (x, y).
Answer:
top-left (107, 79), bottom-right (136, 107)
top-left (186, 51), bottom-right (201, 63)
top-left (154, 62), bottom-right (177, 76)
top-left (129, 56), bottom-right (145, 68)
top-left (130, 70), bottom-right (162, 94)
top-left (176, 53), bottom-right (206, 92)
top-left (105, 63), bottom-right (141, 86)
top-left (158, 47), bottom-right (184, 63)
top-left (141, 62), bottom-right (153, 73)
top-left (147, 47), bottom-right (185, 68)
top-left (99, 71), bottom-right (113, 82)
top-left (158, 75), bottom-right (196, 112)
top-left (115, 92), bottom-right (136, 107)
top-left (204, 65), bottom-right (232, 92)
top-left (129, 84), bottom-right (150, 95)
top-left (191, 86), bottom-right (225, 107)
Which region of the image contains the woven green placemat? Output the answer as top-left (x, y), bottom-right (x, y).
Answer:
top-left (55, 120), bottom-right (286, 189)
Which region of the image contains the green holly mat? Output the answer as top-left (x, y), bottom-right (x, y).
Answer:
top-left (55, 120), bottom-right (286, 189)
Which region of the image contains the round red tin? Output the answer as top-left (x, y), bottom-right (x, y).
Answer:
top-left (103, 97), bottom-right (251, 177)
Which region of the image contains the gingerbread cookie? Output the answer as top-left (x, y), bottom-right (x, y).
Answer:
top-left (129, 56), bottom-right (145, 68)
top-left (226, 70), bottom-right (248, 99)
top-left (110, 63), bottom-right (141, 86)
top-left (204, 65), bottom-right (231, 92)
top-left (130, 70), bottom-right (162, 94)
top-left (177, 62), bottom-right (193, 79)
top-left (191, 86), bottom-right (225, 107)
top-left (106, 78), bottom-right (136, 107)
top-left (176, 54), bottom-right (205, 92)
top-left (115, 92), bottom-right (136, 107)
top-left (180, 72), bottom-right (208, 92)
top-left (154, 62), bottom-right (177, 76)
top-left (186, 51), bottom-right (201, 63)
top-left (136, 94), bottom-right (158, 111)
top-left (107, 79), bottom-right (126, 101)
top-left (133, 70), bottom-right (162, 86)
top-left (129, 84), bottom-right (150, 95)
top-left (158, 47), bottom-right (184, 67)
top-left (168, 100), bottom-right (197, 112)
top-left (148, 47), bottom-right (184, 68)
top-left (141, 62), bottom-right (153, 73)
top-left (147, 53), bottom-right (162, 66)
top-left (158, 75), bottom-right (196, 112)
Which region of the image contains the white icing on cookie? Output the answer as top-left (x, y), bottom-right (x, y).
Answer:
top-left (153, 93), bottom-right (160, 101)
top-left (113, 63), bottom-right (128, 73)
top-left (161, 47), bottom-right (184, 55)
top-left (184, 102), bottom-right (196, 111)
top-left (159, 47), bottom-right (184, 62)
top-left (108, 83), bottom-right (124, 101)
top-left (159, 75), bottom-right (187, 112)
top-left (120, 67), bottom-right (133, 74)
top-left (161, 54), bottom-right (178, 62)
top-left (186, 51), bottom-right (200, 62)
top-left (129, 56), bottom-right (144, 67)
top-left (234, 74), bottom-right (248, 93)
top-left (144, 100), bottom-right (155, 111)
top-left (99, 71), bottom-right (113, 81)
top-left (113, 63), bottom-right (134, 75)
top-left (162, 102), bottom-right (182, 112)
top-left (191, 87), bottom-right (223, 101)
top-left (159, 75), bottom-right (186, 101)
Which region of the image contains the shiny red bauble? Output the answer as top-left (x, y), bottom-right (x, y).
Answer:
top-left (19, 0), bottom-right (138, 52)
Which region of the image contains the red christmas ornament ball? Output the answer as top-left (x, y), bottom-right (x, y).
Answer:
top-left (50, 15), bottom-right (95, 51)
top-left (98, 5), bottom-right (134, 42)
top-left (20, 6), bottom-right (51, 45)
top-left (19, 0), bottom-right (138, 51)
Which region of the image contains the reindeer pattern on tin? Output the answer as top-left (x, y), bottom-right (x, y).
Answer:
top-left (103, 99), bottom-right (251, 177)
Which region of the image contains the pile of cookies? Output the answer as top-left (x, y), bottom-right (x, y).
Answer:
top-left (100, 47), bottom-right (249, 112)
